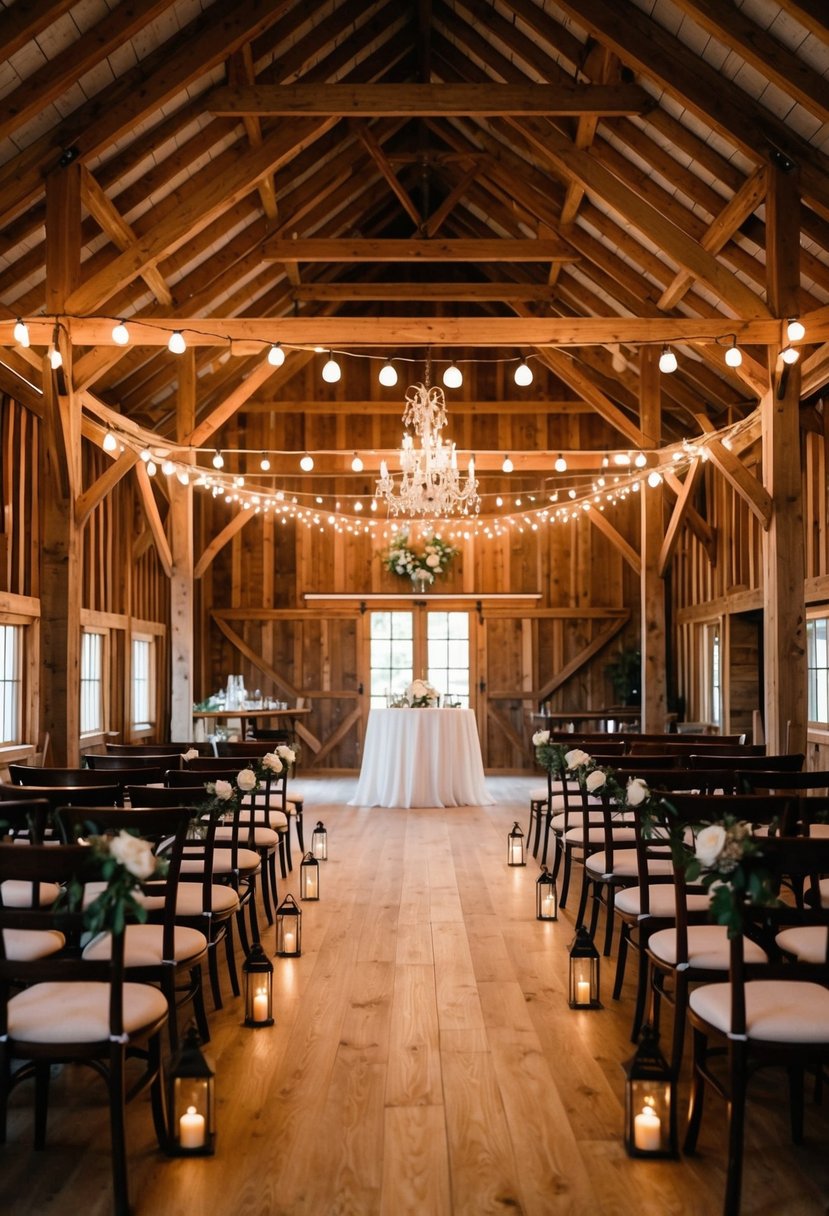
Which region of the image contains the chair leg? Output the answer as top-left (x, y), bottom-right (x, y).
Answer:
top-left (236, 900), bottom-right (251, 957)
top-left (247, 879), bottom-right (261, 945)
top-left (208, 940), bottom-right (224, 1010)
top-left (683, 1027), bottom-right (707, 1155)
top-left (559, 846), bottom-right (573, 908)
top-left (148, 1031), bottom-right (169, 1151)
top-left (191, 964), bottom-right (211, 1044)
top-left (295, 808), bottom-right (304, 853)
top-left (33, 1061), bottom-right (50, 1149)
top-left (278, 835), bottom-right (288, 880)
top-left (613, 922), bottom-right (630, 1001)
top-left (108, 1045), bottom-right (130, 1216)
top-left (224, 922), bottom-right (241, 997)
top-left (631, 944), bottom-right (650, 1043)
top-left (724, 1043), bottom-right (747, 1216)
top-left (260, 850), bottom-right (274, 924)
top-left (602, 887), bottom-right (616, 957)
top-left (669, 972), bottom-right (688, 1074)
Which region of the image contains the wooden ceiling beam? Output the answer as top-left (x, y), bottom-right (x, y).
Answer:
top-left (0, 0), bottom-right (77, 62)
top-left (261, 238), bottom-right (577, 262)
top-left (227, 46), bottom-right (278, 222)
top-left (552, 0), bottom-right (829, 220)
top-left (670, 0), bottom-right (829, 124)
top-left (354, 124), bottom-right (422, 228)
top-left (79, 167), bottom-right (173, 308)
top-left (3, 316), bottom-right (802, 348)
top-left (207, 81), bottom-right (653, 117)
top-left (243, 398), bottom-right (594, 415)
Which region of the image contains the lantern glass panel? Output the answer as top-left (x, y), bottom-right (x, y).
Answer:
top-left (311, 822), bottom-right (327, 860)
top-left (536, 870), bottom-right (557, 920)
top-left (626, 1084), bottom-right (673, 1156)
top-left (300, 853), bottom-right (320, 900)
top-left (507, 822), bottom-right (525, 866)
top-left (275, 895), bottom-right (301, 956)
top-left (168, 1027), bottom-right (215, 1155)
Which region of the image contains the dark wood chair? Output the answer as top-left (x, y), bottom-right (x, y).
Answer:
top-left (0, 843), bottom-right (169, 1216)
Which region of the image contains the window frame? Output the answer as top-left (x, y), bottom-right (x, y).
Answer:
top-left (131, 632), bottom-right (157, 732)
top-left (807, 612), bottom-right (829, 729)
top-left (80, 628), bottom-right (108, 739)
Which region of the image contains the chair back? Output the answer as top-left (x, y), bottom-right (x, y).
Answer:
top-left (85, 753), bottom-right (172, 776)
top-left (1, 782), bottom-right (124, 809)
top-left (216, 741), bottom-right (278, 758)
top-left (106, 742), bottom-right (211, 756)
top-left (628, 741), bottom-right (766, 757)
top-left (183, 756), bottom-right (262, 773)
top-left (689, 753), bottom-right (804, 772)
top-left (737, 769), bottom-right (829, 795)
top-left (0, 798), bottom-right (51, 843)
top-left (126, 783), bottom-right (206, 808)
top-left (8, 765), bottom-right (123, 787)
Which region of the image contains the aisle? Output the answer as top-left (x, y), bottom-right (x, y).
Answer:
top-left (2, 777), bottom-right (829, 1215)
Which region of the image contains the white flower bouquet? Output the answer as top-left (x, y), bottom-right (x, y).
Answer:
top-left (404, 679), bottom-right (440, 708)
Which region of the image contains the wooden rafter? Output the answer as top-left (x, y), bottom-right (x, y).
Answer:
top-left (194, 511), bottom-right (254, 580)
top-left (662, 469), bottom-right (717, 564)
top-left (587, 508), bottom-right (641, 574)
top-left (134, 460), bottom-right (173, 577)
top-left (658, 458), bottom-right (704, 576)
top-left (354, 123), bottom-right (422, 228)
top-left (80, 167), bottom-right (173, 307)
top-left (537, 614), bottom-right (630, 701)
top-left (227, 45), bottom-right (278, 221)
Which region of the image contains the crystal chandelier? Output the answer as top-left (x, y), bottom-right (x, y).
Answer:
top-left (375, 381), bottom-right (480, 518)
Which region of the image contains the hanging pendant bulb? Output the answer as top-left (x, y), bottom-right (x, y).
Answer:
top-left (442, 362), bottom-right (463, 389)
top-left (212, 450), bottom-right (224, 469)
top-left (786, 317), bottom-right (805, 343)
top-left (658, 346), bottom-right (677, 374)
top-left (501, 455), bottom-right (514, 473)
top-left (300, 453), bottom-right (314, 472)
top-left (267, 343), bottom-right (285, 367)
top-left (111, 320), bottom-right (130, 346)
top-left (13, 319), bottom-right (30, 348)
top-left (781, 345), bottom-right (800, 365)
top-left (168, 331), bottom-right (187, 354)
top-left (351, 453), bottom-right (364, 472)
top-left (554, 455), bottom-right (567, 473)
top-left (513, 358), bottom-right (533, 387)
top-left (259, 453), bottom-right (271, 471)
top-left (321, 352), bottom-right (341, 383)
top-left (102, 429), bottom-right (118, 453)
top-left (378, 359), bottom-right (398, 387)
top-left (724, 339), bottom-right (742, 368)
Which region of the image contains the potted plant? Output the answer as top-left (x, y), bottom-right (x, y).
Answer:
top-left (605, 646), bottom-right (641, 706)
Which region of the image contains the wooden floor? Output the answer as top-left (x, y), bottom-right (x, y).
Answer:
top-left (3, 776), bottom-right (829, 1215)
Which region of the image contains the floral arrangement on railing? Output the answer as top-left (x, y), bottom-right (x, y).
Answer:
top-left (530, 731), bottom-right (778, 936)
top-left (64, 831), bottom-right (168, 935)
top-left (382, 533), bottom-right (459, 586)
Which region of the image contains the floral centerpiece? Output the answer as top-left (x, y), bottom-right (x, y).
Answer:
top-left (394, 678), bottom-right (440, 708)
top-left (64, 831), bottom-right (167, 935)
top-left (382, 533), bottom-right (458, 587)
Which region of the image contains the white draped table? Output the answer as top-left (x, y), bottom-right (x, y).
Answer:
top-left (349, 708), bottom-right (494, 808)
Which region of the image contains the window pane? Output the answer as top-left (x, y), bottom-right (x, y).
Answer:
top-left (132, 638), bottom-right (153, 728)
top-left (808, 618), bottom-right (829, 725)
top-left (427, 611), bottom-right (470, 707)
top-left (370, 612), bottom-right (413, 706)
top-left (80, 632), bottom-right (104, 734)
top-left (0, 626), bottom-right (21, 744)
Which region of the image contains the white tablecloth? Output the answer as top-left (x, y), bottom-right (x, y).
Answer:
top-left (349, 708), bottom-right (493, 808)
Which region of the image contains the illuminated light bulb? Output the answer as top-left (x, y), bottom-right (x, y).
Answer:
top-left (515, 498), bottom-right (522, 507)
top-left (13, 319), bottom-right (30, 347)
top-left (554, 455), bottom-right (567, 473)
top-left (568, 489), bottom-right (577, 499)
top-left (102, 430), bottom-right (117, 453)
top-left (321, 352), bottom-right (341, 383)
top-left (611, 345), bottom-right (627, 374)
top-left (140, 448), bottom-right (151, 463)
top-left (633, 481), bottom-right (641, 492)
top-left (502, 455), bottom-right (514, 473)
top-left (111, 321), bottom-right (129, 346)
top-left (370, 499), bottom-right (377, 512)
top-left (212, 450), bottom-right (224, 469)
top-left (613, 453), bottom-right (631, 466)
top-left (378, 359), bottom-right (398, 387)
top-left (315, 496), bottom-right (323, 504)
top-left (658, 346), bottom-right (677, 374)
top-left (146, 460), bottom-right (157, 476)
top-left (168, 330), bottom-right (186, 354)
top-left (351, 453), bottom-right (364, 472)
top-left (300, 453), bottom-right (314, 472)
top-left (49, 345), bottom-right (62, 370)
top-left (162, 459), bottom-right (176, 476)
top-left (259, 453), bottom-right (271, 471)
top-left (442, 362), bottom-right (463, 389)
top-left (234, 476), bottom-right (245, 488)
top-left (496, 496), bottom-right (503, 507)
top-left (786, 318), bottom-right (805, 343)
top-left (176, 470), bottom-right (190, 486)
top-left (513, 358), bottom-right (533, 387)
top-left (647, 470), bottom-right (663, 487)
top-left (634, 452), bottom-right (648, 468)
top-left (355, 501), bottom-right (363, 512)
top-left (267, 342), bottom-right (285, 367)
top-left (781, 345), bottom-right (800, 365)
top-left (724, 340), bottom-right (743, 368)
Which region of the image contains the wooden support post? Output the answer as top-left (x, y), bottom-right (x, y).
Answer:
top-left (639, 347), bottom-right (667, 732)
top-left (170, 349), bottom-right (196, 741)
top-left (762, 163), bottom-right (806, 754)
top-left (41, 161), bottom-right (82, 765)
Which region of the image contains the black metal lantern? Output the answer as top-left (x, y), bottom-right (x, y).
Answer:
top-left (300, 850), bottom-right (320, 900)
top-left (311, 820), bottom-right (328, 860)
top-left (536, 865), bottom-right (558, 920)
top-left (167, 1025), bottom-right (215, 1156)
top-left (275, 892), bottom-right (301, 957)
top-left (623, 1026), bottom-right (678, 1158)
top-left (242, 941), bottom-right (274, 1027)
top-left (507, 821), bottom-right (526, 866)
top-left (568, 924), bottom-right (601, 1008)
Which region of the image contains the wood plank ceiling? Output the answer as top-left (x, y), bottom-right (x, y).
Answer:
top-left (0, 0), bottom-right (828, 514)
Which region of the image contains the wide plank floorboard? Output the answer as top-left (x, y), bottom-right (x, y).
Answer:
top-left (2, 776), bottom-right (829, 1214)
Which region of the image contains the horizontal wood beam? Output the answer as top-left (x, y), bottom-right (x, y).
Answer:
top-left (3, 316), bottom-right (804, 349)
top-left (289, 283), bottom-right (560, 301)
top-left (208, 82), bottom-right (653, 118)
top-left (244, 397), bottom-right (594, 415)
top-left (261, 238), bottom-right (576, 262)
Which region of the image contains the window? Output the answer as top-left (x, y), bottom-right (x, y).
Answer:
top-left (369, 612), bottom-right (413, 707)
top-left (132, 636), bottom-right (155, 729)
top-left (701, 623), bottom-right (721, 728)
top-left (427, 611), bottom-right (470, 707)
top-left (807, 617), bottom-right (829, 726)
top-left (80, 631), bottom-right (105, 735)
top-left (0, 624), bottom-right (22, 744)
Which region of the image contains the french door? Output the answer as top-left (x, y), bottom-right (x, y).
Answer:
top-left (368, 608), bottom-right (473, 709)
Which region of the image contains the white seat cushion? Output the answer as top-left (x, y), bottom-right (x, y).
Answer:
top-left (1, 879), bottom-right (62, 908)
top-left (776, 926), bottom-right (829, 964)
top-left (216, 825), bottom-right (280, 848)
top-left (135, 883), bottom-right (241, 916)
top-left (614, 886), bottom-right (711, 919)
top-left (689, 979), bottom-right (829, 1043)
top-left (648, 925), bottom-right (767, 970)
top-left (585, 851), bottom-right (673, 880)
top-left (563, 825), bottom-right (636, 846)
top-left (529, 786), bottom-right (548, 803)
top-left (550, 810), bottom-right (605, 833)
top-left (181, 847), bottom-right (260, 876)
top-left (9, 980), bottom-right (169, 1043)
top-left (237, 810), bottom-right (288, 831)
top-left (2, 928), bottom-right (65, 961)
top-left (83, 923), bottom-right (208, 966)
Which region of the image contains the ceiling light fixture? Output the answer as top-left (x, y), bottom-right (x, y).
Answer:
top-left (102, 429), bottom-right (118, 453)
top-left (780, 345), bottom-right (800, 365)
top-left (267, 343), bottom-right (285, 367)
top-left (442, 362), bottom-right (463, 389)
top-left (259, 453), bottom-right (271, 471)
top-left (513, 358), bottom-right (533, 387)
top-left (13, 318), bottom-right (30, 347)
top-left (378, 359), bottom-right (398, 387)
top-left (724, 339), bottom-right (743, 368)
top-left (658, 346), bottom-right (677, 374)
top-left (786, 317), bottom-right (805, 343)
top-left (212, 450), bottom-right (224, 469)
top-left (376, 381), bottom-right (480, 518)
top-left (554, 455), bottom-right (567, 473)
top-left (321, 352), bottom-right (341, 383)
top-left (351, 453), bottom-right (364, 472)
top-left (168, 330), bottom-right (187, 354)
top-left (502, 455), bottom-right (514, 473)
top-left (111, 320), bottom-right (129, 346)
top-left (300, 453), bottom-right (315, 471)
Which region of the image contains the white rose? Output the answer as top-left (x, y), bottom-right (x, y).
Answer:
top-left (109, 831), bottom-right (155, 881)
top-left (426, 553), bottom-right (440, 568)
top-left (565, 748), bottom-right (591, 769)
top-left (532, 730), bottom-right (550, 746)
top-left (276, 744), bottom-right (296, 764)
top-left (214, 779), bottom-right (234, 802)
top-left (181, 747), bottom-right (199, 761)
top-left (695, 824), bottom-right (728, 869)
top-left (585, 769), bottom-right (606, 793)
top-left (236, 768), bottom-right (257, 791)
top-left (263, 752), bottom-right (284, 774)
top-left (626, 777), bottom-right (649, 807)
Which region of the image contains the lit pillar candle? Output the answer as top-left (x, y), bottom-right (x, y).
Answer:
top-left (634, 1104), bottom-right (661, 1152)
top-left (253, 989), bottom-right (269, 1022)
top-left (576, 980), bottom-right (591, 1006)
top-left (179, 1105), bottom-right (206, 1149)
top-left (542, 894), bottom-right (555, 917)
top-left (284, 929), bottom-right (296, 953)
